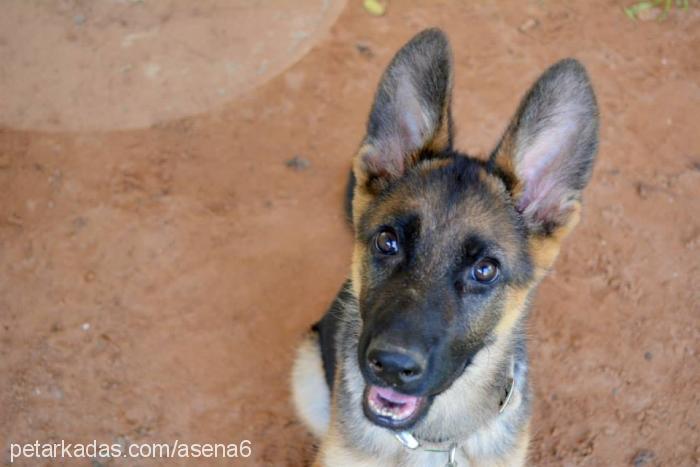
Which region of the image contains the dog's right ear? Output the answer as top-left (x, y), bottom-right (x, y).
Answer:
top-left (354, 29), bottom-right (453, 194)
top-left (490, 59), bottom-right (599, 237)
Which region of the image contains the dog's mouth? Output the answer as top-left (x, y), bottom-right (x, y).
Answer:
top-left (362, 385), bottom-right (430, 430)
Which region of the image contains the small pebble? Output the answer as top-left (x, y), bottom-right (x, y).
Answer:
top-left (632, 449), bottom-right (655, 466)
top-left (285, 156), bottom-right (310, 171)
top-left (636, 182), bottom-right (650, 200)
top-left (356, 42), bottom-right (374, 58)
top-left (519, 18), bottom-right (539, 33)
top-left (73, 217), bottom-right (88, 229)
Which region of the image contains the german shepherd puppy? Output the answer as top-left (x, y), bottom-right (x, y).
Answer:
top-left (292, 29), bottom-right (598, 466)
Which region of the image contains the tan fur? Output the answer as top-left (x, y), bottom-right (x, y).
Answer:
top-left (490, 130), bottom-right (523, 198)
top-left (318, 425), bottom-right (383, 467)
top-left (471, 423), bottom-right (530, 467)
top-left (529, 202), bottom-right (581, 279)
top-left (493, 287), bottom-right (531, 337)
top-left (352, 144), bottom-right (377, 224)
top-left (350, 243), bottom-right (365, 298)
top-left (417, 157), bottom-right (453, 172)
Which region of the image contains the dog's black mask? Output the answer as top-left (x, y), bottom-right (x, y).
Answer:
top-left (353, 155), bottom-right (533, 430)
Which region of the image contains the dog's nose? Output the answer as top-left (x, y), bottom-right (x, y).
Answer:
top-left (367, 344), bottom-right (427, 388)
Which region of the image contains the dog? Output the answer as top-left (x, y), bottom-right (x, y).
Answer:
top-left (291, 28), bottom-right (599, 466)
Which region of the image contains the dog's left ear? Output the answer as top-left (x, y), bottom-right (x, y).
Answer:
top-left (355, 28), bottom-right (453, 191)
top-left (490, 59), bottom-right (599, 236)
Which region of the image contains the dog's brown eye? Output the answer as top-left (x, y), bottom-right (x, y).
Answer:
top-left (472, 258), bottom-right (499, 283)
top-left (375, 229), bottom-right (399, 255)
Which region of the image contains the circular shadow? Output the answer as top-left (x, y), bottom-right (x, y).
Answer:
top-left (0, 0), bottom-right (346, 132)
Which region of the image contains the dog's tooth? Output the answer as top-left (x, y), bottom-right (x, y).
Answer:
top-left (368, 395), bottom-right (413, 421)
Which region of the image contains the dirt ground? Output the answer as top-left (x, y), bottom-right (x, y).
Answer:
top-left (1, 1), bottom-right (699, 466)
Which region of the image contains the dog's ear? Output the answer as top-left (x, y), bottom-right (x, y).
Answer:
top-left (355, 28), bottom-right (453, 191)
top-left (490, 59), bottom-right (599, 236)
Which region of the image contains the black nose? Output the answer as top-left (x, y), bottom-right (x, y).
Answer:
top-left (366, 344), bottom-right (427, 388)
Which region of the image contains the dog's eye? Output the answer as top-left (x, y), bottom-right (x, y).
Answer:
top-left (472, 258), bottom-right (499, 283)
top-left (374, 229), bottom-right (399, 255)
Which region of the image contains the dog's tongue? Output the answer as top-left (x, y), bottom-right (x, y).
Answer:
top-left (367, 385), bottom-right (421, 421)
top-left (372, 386), bottom-right (418, 404)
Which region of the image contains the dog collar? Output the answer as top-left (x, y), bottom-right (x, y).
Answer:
top-left (393, 356), bottom-right (517, 466)
top-left (394, 432), bottom-right (458, 467)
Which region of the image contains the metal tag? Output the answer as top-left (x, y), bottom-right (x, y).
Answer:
top-left (446, 442), bottom-right (458, 467)
top-left (394, 431), bottom-right (419, 450)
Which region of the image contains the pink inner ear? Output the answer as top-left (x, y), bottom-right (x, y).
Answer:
top-left (365, 76), bottom-right (435, 179)
top-left (516, 119), bottom-right (578, 222)
top-left (363, 146), bottom-right (404, 179)
top-left (395, 77), bottom-right (432, 151)
top-left (520, 178), bottom-right (572, 225)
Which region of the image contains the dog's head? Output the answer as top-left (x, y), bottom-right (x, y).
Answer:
top-left (351, 29), bottom-right (599, 430)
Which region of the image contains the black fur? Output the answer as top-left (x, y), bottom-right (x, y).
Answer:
top-left (313, 281), bottom-right (354, 390)
top-left (344, 170), bottom-right (355, 224)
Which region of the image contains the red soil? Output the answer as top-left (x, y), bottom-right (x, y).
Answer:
top-left (1, 1), bottom-right (698, 465)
